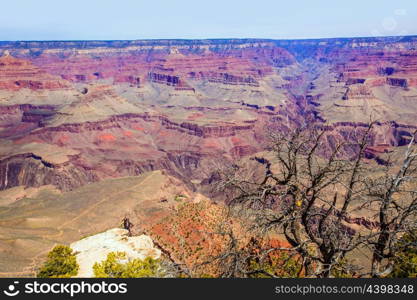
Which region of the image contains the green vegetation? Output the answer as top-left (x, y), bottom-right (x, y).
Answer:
top-left (248, 252), bottom-right (302, 278)
top-left (330, 259), bottom-right (354, 278)
top-left (37, 245), bottom-right (79, 278)
top-left (93, 252), bottom-right (163, 278)
top-left (199, 273), bottom-right (215, 278)
top-left (174, 194), bottom-right (187, 202)
top-left (389, 232), bottom-right (417, 278)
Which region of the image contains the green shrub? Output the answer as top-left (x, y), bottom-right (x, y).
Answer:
top-left (174, 194), bottom-right (187, 202)
top-left (389, 232), bottom-right (417, 278)
top-left (331, 258), bottom-right (354, 278)
top-left (37, 245), bottom-right (79, 278)
top-left (248, 252), bottom-right (302, 278)
top-left (93, 252), bottom-right (163, 278)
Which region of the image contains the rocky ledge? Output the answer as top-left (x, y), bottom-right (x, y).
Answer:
top-left (70, 228), bottom-right (162, 278)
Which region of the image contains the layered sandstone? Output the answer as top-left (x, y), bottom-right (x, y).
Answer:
top-left (0, 51), bottom-right (69, 91)
top-left (0, 37), bottom-right (417, 193)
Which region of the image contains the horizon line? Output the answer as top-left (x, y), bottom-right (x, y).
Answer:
top-left (1, 34), bottom-right (417, 43)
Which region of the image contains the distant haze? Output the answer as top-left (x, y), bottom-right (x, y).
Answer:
top-left (1, 0), bottom-right (416, 40)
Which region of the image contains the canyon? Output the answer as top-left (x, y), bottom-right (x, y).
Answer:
top-left (1, 36), bottom-right (417, 275)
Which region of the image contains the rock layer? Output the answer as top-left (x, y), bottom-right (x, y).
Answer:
top-left (0, 37), bottom-right (417, 191)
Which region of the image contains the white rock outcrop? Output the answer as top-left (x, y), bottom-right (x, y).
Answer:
top-left (70, 228), bottom-right (161, 277)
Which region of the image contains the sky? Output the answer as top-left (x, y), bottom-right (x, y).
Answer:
top-left (0, 0), bottom-right (416, 41)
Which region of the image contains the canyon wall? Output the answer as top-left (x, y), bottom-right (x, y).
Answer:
top-left (1, 36), bottom-right (417, 191)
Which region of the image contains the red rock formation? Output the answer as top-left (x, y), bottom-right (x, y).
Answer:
top-left (0, 38), bottom-right (417, 192)
top-left (147, 71), bottom-right (194, 91)
top-left (342, 84), bottom-right (375, 100)
top-left (0, 52), bottom-right (70, 91)
top-left (329, 47), bottom-right (417, 90)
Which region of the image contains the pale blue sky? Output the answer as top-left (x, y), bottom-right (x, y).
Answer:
top-left (0, 0), bottom-right (416, 40)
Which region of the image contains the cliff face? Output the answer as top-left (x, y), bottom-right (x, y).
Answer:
top-left (1, 37), bottom-right (417, 191)
top-left (0, 153), bottom-right (97, 191)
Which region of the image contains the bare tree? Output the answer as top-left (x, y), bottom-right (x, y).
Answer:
top-left (215, 122), bottom-right (417, 277)
top-left (365, 133), bottom-right (417, 277)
